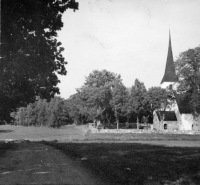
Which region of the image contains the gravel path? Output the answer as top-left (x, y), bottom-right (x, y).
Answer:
top-left (0, 142), bottom-right (108, 185)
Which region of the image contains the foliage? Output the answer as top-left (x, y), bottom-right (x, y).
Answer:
top-left (129, 79), bottom-right (147, 122)
top-left (10, 68), bottom-right (178, 127)
top-left (85, 86), bottom-right (112, 124)
top-left (143, 87), bottom-right (174, 123)
top-left (83, 69), bottom-right (121, 88)
top-left (11, 97), bottom-right (70, 127)
top-left (0, 0), bottom-right (78, 122)
top-left (76, 70), bottom-right (122, 126)
top-left (66, 92), bottom-right (90, 124)
top-left (110, 80), bottom-right (128, 128)
top-left (175, 46), bottom-right (200, 116)
top-left (144, 86), bottom-right (174, 113)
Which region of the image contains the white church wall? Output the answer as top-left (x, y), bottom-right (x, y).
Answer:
top-left (161, 82), bottom-right (173, 89)
top-left (163, 121), bottom-right (179, 131)
top-left (181, 114), bottom-right (194, 130)
top-left (192, 115), bottom-right (200, 131)
top-left (153, 111), bottom-right (160, 130)
top-left (160, 82), bottom-right (179, 91)
top-left (174, 109), bottom-right (182, 131)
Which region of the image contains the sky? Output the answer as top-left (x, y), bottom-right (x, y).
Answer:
top-left (57, 0), bottom-right (200, 99)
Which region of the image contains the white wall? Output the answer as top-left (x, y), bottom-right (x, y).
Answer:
top-left (181, 114), bottom-right (194, 130)
top-left (160, 82), bottom-right (179, 91)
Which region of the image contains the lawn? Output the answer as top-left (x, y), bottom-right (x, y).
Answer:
top-left (1, 125), bottom-right (200, 184)
top-left (0, 124), bottom-right (85, 141)
top-left (45, 142), bottom-right (200, 185)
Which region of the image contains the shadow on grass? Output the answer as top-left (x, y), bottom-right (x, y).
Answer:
top-left (0, 129), bottom-right (13, 133)
top-left (0, 142), bottom-right (16, 158)
top-left (44, 142), bottom-right (200, 185)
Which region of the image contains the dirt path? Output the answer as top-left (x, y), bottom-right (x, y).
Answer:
top-left (0, 142), bottom-right (107, 185)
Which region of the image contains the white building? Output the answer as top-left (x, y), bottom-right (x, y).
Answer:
top-left (153, 31), bottom-right (200, 131)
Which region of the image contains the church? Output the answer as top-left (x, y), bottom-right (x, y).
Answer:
top-left (153, 32), bottom-right (200, 131)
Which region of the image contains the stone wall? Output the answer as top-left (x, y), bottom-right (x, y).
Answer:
top-left (162, 121), bottom-right (179, 131)
top-left (153, 112), bottom-right (179, 131)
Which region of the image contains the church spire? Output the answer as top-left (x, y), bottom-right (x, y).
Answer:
top-left (161, 30), bottom-right (178, 85)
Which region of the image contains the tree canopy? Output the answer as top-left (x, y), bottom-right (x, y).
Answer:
top-left (10, 69), bottom-right (176, 128)
top-left (175, 46), bottom-right (200, 116)
top-left (83, 69), bottom-right (121, 88)
top-left (0, 0), bottom-right (78, 122)
top-left (129, 79), bottom-right (147, 121)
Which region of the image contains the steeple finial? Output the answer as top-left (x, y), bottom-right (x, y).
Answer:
top-left (169, 28), bottom-right (171, 44)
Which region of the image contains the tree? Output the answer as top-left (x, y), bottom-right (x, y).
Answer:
top-left (66, 93), bottom-right (89, 125)
top-left (175, 46), bottom-right (200, 116)
top-left (110, 80), bottom-right (128, 129)
top-left (37, 99), bottom-right (48, 127)
top-left (25, 103), bottom-right (37, 126)
top-left (122, 89), bottom-right (133, 123)
top-left (0, 0), bottom-right (78, 122)
top-left (129, 79), bottom-right (146, 128)
top-left (10, 96), bottom-right (71, 127)
top-left (77, 69), bottom-right (121, 126)
top-left (48, 97), bottom-right (65, 127)
top-left (83, 69), bottom-right (121, 88)
top-left (86, 86), bottom-right (112, 125)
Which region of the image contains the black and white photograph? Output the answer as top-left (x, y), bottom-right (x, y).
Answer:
top-left (1, 0), bottom-right (200, 184)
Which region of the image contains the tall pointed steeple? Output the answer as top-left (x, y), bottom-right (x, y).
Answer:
top-left (161, 31), bottom-right (178, 85)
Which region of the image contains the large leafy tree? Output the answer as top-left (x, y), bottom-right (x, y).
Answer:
top-left (122, 90), bottom-right (132, 123)
top-left (85, 86), bottom-right (112, 124)
top-left (129, 79), bottom-right (147, 125)
top-left (66, 92), bottom-right (90, 124)
top-left (77, 69), bottom-right (121, 126)
top-left (110, 80), bottom-right (128, 129)
top-left (84, 69), bottom-right (121, 88)
top-left (0, 0), bottom-right (78, 122)
top-left (175, 46), bottom-right (200, 116)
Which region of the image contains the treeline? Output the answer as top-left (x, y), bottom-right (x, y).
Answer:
top-left (10, 97), bottom-right (71, 127)
top-left (11, 70), bottom-right (173, 128)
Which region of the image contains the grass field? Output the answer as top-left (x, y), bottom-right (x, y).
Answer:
top-left (0, 124), bottom-right (86, 141)
top-left (1, 125), bottom-right (200, 184)
top-left (45, 142), bottom-right (200, 185)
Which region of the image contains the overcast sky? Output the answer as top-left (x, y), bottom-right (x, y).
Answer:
top-left (57, 0), bottom-right (200, 99)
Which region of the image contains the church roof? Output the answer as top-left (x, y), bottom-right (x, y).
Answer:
top-left (175, 93), bottom-right (192, 114)
top-left (156, 111), bottom-right (177, 121)
top-left (161, 31), bottom-right (179, 84)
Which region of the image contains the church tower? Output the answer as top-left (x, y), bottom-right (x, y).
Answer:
top-left (161, 31), bottom-right (179, 89)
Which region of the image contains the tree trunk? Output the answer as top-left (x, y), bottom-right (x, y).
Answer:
top-left (127, 115), bottom-right (130, 123)
top-left (115, 109), bottom-right (119, 129)
top-left (137, 116), bottom-right (139, 130)
top-left (81, 115), bottom-right (87, 125)
top-left (117, 119), bottom-right (119, 130)
top-left (105, 112), bottom-right (111, 127)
